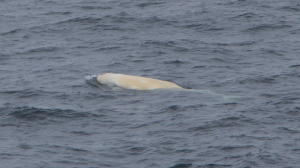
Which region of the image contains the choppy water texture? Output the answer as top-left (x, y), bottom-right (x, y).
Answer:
top-left (1, 0), bottom-right (300, 167)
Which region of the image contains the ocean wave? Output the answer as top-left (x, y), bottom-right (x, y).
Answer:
top-left (197, 164), bottom-right (231, 168)
top-left (0, 53), bottom-right (9, 62)
top-left (290, 64), bottom-right (300, 68)
top-left (245, 24), bottom-right (292, 32)
top-left (0, 89), bottom-right (58, 98)
top-left (55, 17), bottom-right (103, 25)
top-left (163, 60), bottom-right (187, 65)
top-left (0, 106), bottom-right (101, 124)
top-left (237, 76), bottom-right (276, 84)
top-left (168, 163), bottom-right (192, 168)
top-left (94, 46), bottom-right (122, 51)
top-left (0, 28), bottom-right (23, 36)
top-left (16, 46), bottom-right (61, 55)
top-left (180, 22), bottom-right (225, 32)
top-left (231, 12), bottom-right (260, 20)
top-left (78, 5), bottom-right (112, 10)
top-left (210, 41), bottom-right (256, 47)
top-left (43, 11), bottom-right (72, 16)
top-left (279, 5), bottom-right (300, 12)
top-left (137, 1), bottom-right (165, 8)
top-left (189, 115), bottom-right (256, 132)
top-left (141, 40), bottom-right (189, 52)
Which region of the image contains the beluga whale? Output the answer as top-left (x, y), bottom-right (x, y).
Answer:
top-left (93, 73), bottom-right (184, 90)
top-left (85, 73), bottom-right (240, 101)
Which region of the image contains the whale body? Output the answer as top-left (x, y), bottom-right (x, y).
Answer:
top-left (96, 73), bottom-right (183, 90)
top-left (86, 73), bottom-right (240, 102)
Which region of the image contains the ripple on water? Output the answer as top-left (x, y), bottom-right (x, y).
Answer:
top-left (0, 106), bottom-right (103, 126)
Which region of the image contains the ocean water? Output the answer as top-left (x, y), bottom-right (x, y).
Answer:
top-left (1, 0), bottom-right (300, 168)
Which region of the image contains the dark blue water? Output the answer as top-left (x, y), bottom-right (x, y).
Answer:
top-left (1, 0), bottom-right (300, 167)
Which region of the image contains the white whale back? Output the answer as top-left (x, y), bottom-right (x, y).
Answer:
top-left (96, 73), bottom-right (183, 90)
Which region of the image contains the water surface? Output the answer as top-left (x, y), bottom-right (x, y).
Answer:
top-left (1, 0), bottom-right (300, 168)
